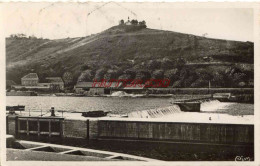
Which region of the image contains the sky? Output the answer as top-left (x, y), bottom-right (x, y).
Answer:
top-left (1, 2), bottom-right (254, 42)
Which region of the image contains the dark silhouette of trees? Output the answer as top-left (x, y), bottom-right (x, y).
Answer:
top-left (139, 20), bottom-right (147, 28)
top-left (119, 19), bottom-right (124, 25)
top-left (131, 19), bottom-right (138, 25)
top-left (152, 69), bottom-right (164, 79)
top-left (147, 60), bottom-right (161, 70)
top-left (62, 71), bottom-right (73, 86)
top-left (94, 68), bottom-right (107, 81)
top-left (78, 70), bottom-right (93, 82)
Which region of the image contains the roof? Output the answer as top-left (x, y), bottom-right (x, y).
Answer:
top-left (123, 84), bottom-right (145, 90)
top-left (21, 73), bottom-right (38, 80)
top-left (75, 82), bottom-right (122, 88)
top-left (75, 82), bottom-right (94, 88)
top-left (105, 82), bottom-right (123, 88)
top-left (46, 77), bottom-right (64, 83)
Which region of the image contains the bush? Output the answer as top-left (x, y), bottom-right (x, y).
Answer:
top-left (147, 60), bottom-right (161, 70)
top-left (78, 70), bottom-right (93, 82)
top-left (152, 69), bottom-right (164, 79)
top-left (94, 68), bottom-right (107, 81)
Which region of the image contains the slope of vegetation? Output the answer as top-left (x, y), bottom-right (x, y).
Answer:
top-left (6, 24), bottom-right (254, 90)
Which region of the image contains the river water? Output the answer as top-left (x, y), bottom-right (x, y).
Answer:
top-left (6, 96), bottom-right (254, 116)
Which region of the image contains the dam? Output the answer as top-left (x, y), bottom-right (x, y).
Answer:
top-left (6, 98), bottom-right (254, 160)
top-left (6, 103), bottom-right (253, 145)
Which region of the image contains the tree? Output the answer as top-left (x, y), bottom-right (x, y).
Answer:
top-left (147, 60), bottom-right (161, 70)
top-left (248, 79), bottom-right (254, 87)
top-left (104, 69), bottom-right (120, 80)
top-left (139, 20), bottom-right (147, 28)
top-left (161, 58), bottom-right (174, 70)
top-left (179, 68), bottom-right (189, 81)
top-left (172, 80), bottom-right (182, 88)
top-left (62, 71), bottom-right (73, 86)
top-left (175, 57), bottom-right (186, 69)
top-left (119, 19), bottom-right (124, 25)
top-left (80, 64), bottom-right (90, 71)
top-left (15, 33), bottom-right (27, 38)
top-left (183, 76), bottom-right (196, 87)
top-left (190, 78), bottom-right (208, 88)
top-left (118, 74), bottom-right (132, 80)
top-left (233, 72), bottom-right (246, 83)
top-left (135, 70), bottom-right (151, 81)
top-left (195, 68), bottom-right (212, 80)
top-left (238, 82), bottom-right (246, 87)
top-left (28, 35), bottom-right (37, 39)
top-left (211, 71), bottom-right (225, 87)
top-left (94, 68), bottom-right (107, 81)
top-left (224, 66), bottom-right (247, 87)
top-left (77, 70), bottom-right (93, 82)
top-left (152, 69), bottom-right (164, 79)
top-left (131, 19), bottom-right (138, 25)
top-left (124, 69), bottom-right (136, 79)
top-left (164, 68), bottom-right (178, 85)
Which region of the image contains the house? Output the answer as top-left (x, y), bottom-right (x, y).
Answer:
top-left (74, 82), bottom-right (105, 95)
top-left (45, 77), bottom-right (64, 90)
top-left (11, 74), bottom-right (64, 92)
top-left (125, 21), bottom-right (131, 25)
top-left (21, 73), bottom-right (39, 86)
top-left (74, 81), bottom-right (122, 95)
top-left (122, 84), bottom-right (146, 94)
top-left (74, 82), bottom-right (93, 94)
top-left (125, 17), bottom-right (131, 25)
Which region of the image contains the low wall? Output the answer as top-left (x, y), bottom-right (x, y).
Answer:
top-left (61, 119), bottom-right (98, 139)
top-left (6, 115), bottom-right (17, 136)
top-left (7, 116), bottom-right (254, 145)
top-left (97, 120), bottom-right (254, 145)
top-left (63, 119), bottom-right (87, 139)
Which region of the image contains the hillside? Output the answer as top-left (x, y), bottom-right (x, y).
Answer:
top-left (6, 24), bottom-right (254, 89)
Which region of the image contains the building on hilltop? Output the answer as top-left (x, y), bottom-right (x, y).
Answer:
top-left (21, 73), bottom-right (39, 86)
top-left (119, 17), bottom-right (147, 28)
top-left (124, 16), bottom-right (131, 25)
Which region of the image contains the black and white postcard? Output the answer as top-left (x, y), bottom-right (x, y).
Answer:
top-left (0, 1), bottom-right (259, 166)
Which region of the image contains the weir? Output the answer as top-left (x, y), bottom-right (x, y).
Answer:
top-left (128, 97), bottom-right (215, 118)
top-left (127, 105), bottom-right (182, 118)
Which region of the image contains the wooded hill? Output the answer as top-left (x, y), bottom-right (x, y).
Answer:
top-left (6, 24), bottom-right (254, 89)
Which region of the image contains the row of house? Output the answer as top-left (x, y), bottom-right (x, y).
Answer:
top-left (9, 73), bottom-right (147, 95)
top-left (11, 73), bottom-right (64, 91)
top-left (74, 82), bottom-right (146, 95)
